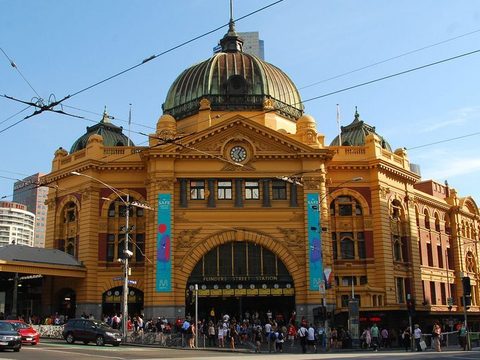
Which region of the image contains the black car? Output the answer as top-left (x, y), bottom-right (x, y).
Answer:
top-left (0, 321), bottom-right (22, 352)
top-left (62, 319), bottom-right (122, 346)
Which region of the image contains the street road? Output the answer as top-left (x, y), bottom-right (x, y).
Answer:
top-left (2, 342), bottom-right (479, 360)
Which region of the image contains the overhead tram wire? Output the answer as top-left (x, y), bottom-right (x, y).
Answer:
top-left (0, 105), bottom-right (31, 126)
top-left (0, 0), bottom-right (285, 133)
top-left (177, 47), bottom-right (480, 134)
top-left (125, 47), bottom-right (480, 162)
top-left (406, 131), bottom-right (480, 151)
top-left (3, 46), bottom-right (478, 187)
top-left (208, 27), bottom-right (480, 124)
top-left (299, 27), bottom-right (480, 91)
top-left (0, 47), bottom-right (42, 99)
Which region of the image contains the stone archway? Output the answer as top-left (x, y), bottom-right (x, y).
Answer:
top-left (102, 286), bottom-right (144, 319)
top-left (184, 240), bottom-right (296, 324)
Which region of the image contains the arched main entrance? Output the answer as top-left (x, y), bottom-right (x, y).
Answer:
top-left (186, 241), bottom-right (295, 324)
top-left (102, 286), bottom-right (144, 317)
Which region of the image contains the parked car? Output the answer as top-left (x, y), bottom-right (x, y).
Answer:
top-left (4, 320), bottom-right (40, 345)
top-left (62, 319), bottom-right (122, 346)
top-left (0, 321), bottom-right (22, 352)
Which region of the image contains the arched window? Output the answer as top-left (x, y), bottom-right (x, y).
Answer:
top-left (415, 207), bottom-right (420, 227)
top-left (105, 196), bottom-right (145, 263)
top-left (434, 213), bottom-right (441, 232)
top-left (59, 201), bottom-right (79, 258)
top-left (424, 209), bottom-right (430, 229)
top-left (340, 237), bottom-right (354, 259)
top-left (393, 236), bottom-right (402, 262)
top-left (444, 214), bottom-right (451, 235)
top-left (331, 195), bottom-right (363, 216)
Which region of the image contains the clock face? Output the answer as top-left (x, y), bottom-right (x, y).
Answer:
top-left (230, 146), bottom-right (247, 162)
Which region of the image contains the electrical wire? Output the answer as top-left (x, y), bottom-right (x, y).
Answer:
top-left (0, 47), bottom-right (42, 98)
top-left (300, 48), bottom-right (480, 105)
top-left (406, 131), bottom-right (480, 151)
top-left (299, 28), bottom-right (480, 91)
top-left (0, 105), bottom-right (31, 126)
top-left (0, 0), bottom-right (285, 133)
top-left (50, 0), bottom-right (286, 104)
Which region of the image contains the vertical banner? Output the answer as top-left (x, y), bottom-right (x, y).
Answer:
top-left (156, 194), bottom-right (172, 292)
top-left (307, 193), bottom-right (323, 291)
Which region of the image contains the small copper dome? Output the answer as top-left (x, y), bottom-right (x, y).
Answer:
top-left (70, 109), bottom-right (134, 153)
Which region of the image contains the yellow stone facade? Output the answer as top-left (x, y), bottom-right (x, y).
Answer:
top-left (40, 25), bottom-right (479, 329)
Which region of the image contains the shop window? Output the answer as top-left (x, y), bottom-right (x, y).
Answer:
top-left (190, 180), bottom-right (205, 200)
top-left (245, 181), bottom-right (259, 200)
top-left (272, 180), bottom-right (287, 200)
top-left (217, 180), bottom-right (232, 200)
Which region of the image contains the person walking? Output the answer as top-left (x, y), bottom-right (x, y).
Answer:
top-left (297, 322), bottom-right (308, 354)
top-left (413, 324), bottom-right (422, 351)
top-left (458, 323), bottom-right (467, 351)
top-left (402, 327), bottom-right (411, 351)
top-left (307, 323), bottom-right (317, 353)
top-left (370, 323), bottom-right (380, 351)
top-left (432, 321), bottom-right (442, 352)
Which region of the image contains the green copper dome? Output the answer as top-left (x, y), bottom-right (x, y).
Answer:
top-left (330, 109), bottom-right (392, 151)
top-left (70, 109), bottom-right (134, 153)
top-left (162, 21), bottom-right (303, 121)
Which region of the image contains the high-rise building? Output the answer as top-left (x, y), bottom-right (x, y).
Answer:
top-left (238, 31), bottom-right (264, 59)
top-left (13, 173), bottom-right (48, 247)
top-left (0, 201), bottom-right (35, 247)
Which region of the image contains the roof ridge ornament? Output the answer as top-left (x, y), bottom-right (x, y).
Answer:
top-left (354, 106), bottom-right (360, 122)
top-left (219, 0), bottom-right (244, 53)
top-left (101, 105), bottom-right (110, 124)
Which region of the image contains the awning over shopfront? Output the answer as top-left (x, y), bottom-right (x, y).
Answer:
top-left (0, 245), bottom-right (86, 278)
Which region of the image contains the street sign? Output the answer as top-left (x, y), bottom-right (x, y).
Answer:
top-left (113, 276), bottom-right (123, 281)
top-left (128, 280), bottom-right (137, 285)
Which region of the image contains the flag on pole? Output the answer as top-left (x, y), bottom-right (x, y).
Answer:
top-left (128, 104), bottom-right (132, 147)
top-left (336, 104), bottom-right (342, 146)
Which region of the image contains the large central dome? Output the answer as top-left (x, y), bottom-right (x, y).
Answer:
top-left (162, 22), bottom-right (303, 121)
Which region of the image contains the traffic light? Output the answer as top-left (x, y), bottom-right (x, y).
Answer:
top-left (464, 295), bottom-right (471, 309)
top-left (407, 298), bottom-right (415, 314)
top-left (462, 276), bottom-right (471, 296)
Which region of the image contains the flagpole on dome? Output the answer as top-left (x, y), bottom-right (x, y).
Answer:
top-left (336, 104), bottom-right (342, 146)
top-left (128, 103), bottom-right (132, 147)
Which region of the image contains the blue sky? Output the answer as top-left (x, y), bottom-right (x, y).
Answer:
top-left (1, 0), bottom-right (480, 203)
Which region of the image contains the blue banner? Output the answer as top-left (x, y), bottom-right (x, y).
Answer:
top-left (156, 194), bottom-right (172, 292)
top-left (307, 193), bottom-right (323, 291)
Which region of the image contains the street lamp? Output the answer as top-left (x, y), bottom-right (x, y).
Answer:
top-left (71, 171), bottom-right (151, 342)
